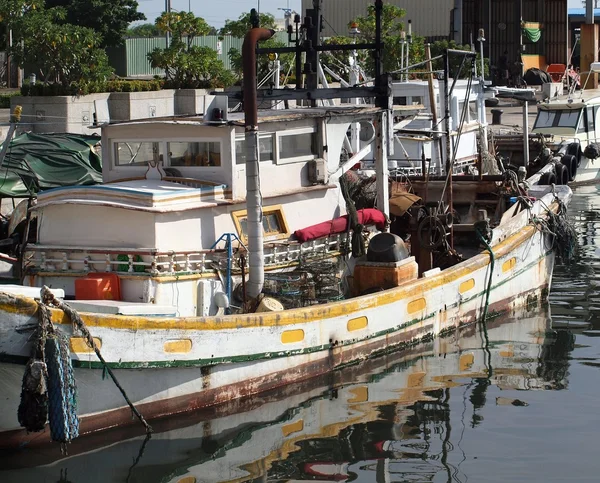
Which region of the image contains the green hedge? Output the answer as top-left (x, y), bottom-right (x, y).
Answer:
top-left (0, 91), bottom-right (21, 108)
top-left (20, 79), bottom-right (164, 97)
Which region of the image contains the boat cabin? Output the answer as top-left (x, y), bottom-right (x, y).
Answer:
top-left (361, 79), bottom-right (486, 175)
top-left (533, 96), bottom-right (600, 144)
top-left (24, 105), bottom-right (383, 316)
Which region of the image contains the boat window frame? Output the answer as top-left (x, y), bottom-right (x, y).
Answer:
top-left (276, 127), bottom-right (319, 165)
top-left (113, 140), bottom-right (163, 167)
top-left (231, 204), bottom-right (290, 243)
top-left (111, 138), bottom-right (224, 170)
top-left (533, 108), bottom-right (583, 130)
top-left (235, 133), bottom-right (275, 165)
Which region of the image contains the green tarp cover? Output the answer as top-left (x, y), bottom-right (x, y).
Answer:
top-left (0, 133), bottom-right (102, 197)
top-left (523, 23), bottom-right (541, 43)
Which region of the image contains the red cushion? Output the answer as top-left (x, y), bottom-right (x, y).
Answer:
top-left (293, 208), bottom-right (386, 243)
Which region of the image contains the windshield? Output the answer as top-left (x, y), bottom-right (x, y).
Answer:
top-left (534, 108), bottom-right (582, 130)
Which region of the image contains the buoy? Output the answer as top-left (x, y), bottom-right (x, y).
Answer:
top-left (255, 296), bottom-right (284, 313)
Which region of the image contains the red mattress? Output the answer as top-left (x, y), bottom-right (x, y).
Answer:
top-left (293, 208), bottom-right (386, 243)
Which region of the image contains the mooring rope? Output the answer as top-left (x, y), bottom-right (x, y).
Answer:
top-left (40, 286), bottom-right (153, 434)
top-left (475, 226), bottom-right (494, 376)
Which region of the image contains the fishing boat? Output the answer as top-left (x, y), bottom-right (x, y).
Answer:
top-left (0, 304), bottom-right (567, 481)
top-left (494, 94), bottom-right (600, 186)
top-left (0, 1), bottom-right (574, 450)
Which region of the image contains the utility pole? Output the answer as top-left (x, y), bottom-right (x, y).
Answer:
top-left (165, 0), bottom-right (171, 48)
top-left (582, 0), bottom-right (599, 89)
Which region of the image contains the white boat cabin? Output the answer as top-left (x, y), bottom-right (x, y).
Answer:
top-left (533, 96), bottom-right (600, 144)
top-left (24, 106), bottom-right (383, 316)
top-left (360, 79), bottom-right (486, 175)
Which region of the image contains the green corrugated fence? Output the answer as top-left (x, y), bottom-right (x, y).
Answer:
top-left (107, 32), bottom-right (290, 78)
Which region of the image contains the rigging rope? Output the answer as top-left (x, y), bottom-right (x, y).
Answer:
top-left (40, 286), bottom-right (153, 434)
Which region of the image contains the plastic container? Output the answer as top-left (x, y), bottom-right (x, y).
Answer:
top-left (74, 273), bottom-right (121, 300)
top-left (74, 278), bottom-right (104, 300)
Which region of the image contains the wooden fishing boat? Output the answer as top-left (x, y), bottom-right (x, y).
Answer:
top-left (0, 2), bottom-right (574, 450)
top-left (0, 304), bottom-right (562, 480)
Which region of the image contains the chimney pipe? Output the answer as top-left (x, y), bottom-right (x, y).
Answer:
top-left (242, 27), bottom-right (275, 300)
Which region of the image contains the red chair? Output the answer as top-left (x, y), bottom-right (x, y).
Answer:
top-left (547, 64), bottom-right (566, 83)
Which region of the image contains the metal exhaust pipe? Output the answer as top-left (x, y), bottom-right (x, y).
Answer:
top-left (242, 27), bottom-right (275, 300)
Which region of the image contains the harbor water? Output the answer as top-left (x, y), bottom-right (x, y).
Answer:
top-left (1, 184), bottom-right (600, 483)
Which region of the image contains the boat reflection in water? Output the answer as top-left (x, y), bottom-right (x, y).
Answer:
top-left (0, 303), bottom-right (573, 483)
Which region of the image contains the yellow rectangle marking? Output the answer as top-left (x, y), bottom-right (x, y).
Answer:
top-left (282, 419), bottom-right (304, 436)
top-left (348, 386), bottom-right (369, 403)
top-left (347, 316), bottom-right (368, 332)
top-left (407, 298), bottom-right (426, 314)
top-left (281, 329), bottom-right (304, 344)
top-left (460, 353), bottom-right (474, 371)
top-left (407, 372), bottom-right (426, 388)
top-left (164, 339), bottom-right (193, 353)
top-left (502, 257), bottom-right (516, 273)
top-left (69, 337), bottom-right (101, 353)
top-left (459, 278), bottom-right (475, 294)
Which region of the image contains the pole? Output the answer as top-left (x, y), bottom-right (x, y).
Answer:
top-left (522, 101), bottom-right (529, 169)
top-left (375, 112), bottom-right (389, 217)
top-left (587, 0), bottom-right (595, 25)
top-left (425, 44), bottom-right (442, 176)
top-left (443, 53), bottom-right (454, 248)
top-left (406, 20), bottom-right (412, 82)
top-left (165, 0), bottom-right (171, 48)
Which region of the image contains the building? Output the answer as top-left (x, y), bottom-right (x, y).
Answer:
top-left (461, 0), bottom-right (568, 71)
top-left (302, 0), bottom-right (568, 74)
top-left (301, 0), bottom-right (453, 40)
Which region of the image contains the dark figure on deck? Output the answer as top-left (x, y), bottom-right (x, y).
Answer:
top-left (498, 50), bottom-right (509, 86)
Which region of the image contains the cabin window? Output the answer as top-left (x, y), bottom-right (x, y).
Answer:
top-left (534, 109), bottom-right (582, 130)
top-left (278, 129), bottom-right (318, 163)
top-left (587, 107), bottom-right (596, 133)
top-left (168, 141), bottom-right (221, 167)
top-left (114, 142), bottom-right (161, 166)
top-left (231, 205), bottom-right (290, 242)
top-left (235, 134), bottom-right (274, 164)
top-left (534, 110), bottom-right (557, 129)
top-left (558, 111), bottom-right (581, 128)
top-left (469, 101), bottom-right (478, 122)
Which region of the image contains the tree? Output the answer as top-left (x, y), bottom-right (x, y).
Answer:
top-left (221, 12), bottom-right (293, 84)
top-left (127, 23), bottom-right (161, 38)
top-left (45, 0), bottom-right (145, 47)
top-left (321, 4), bottom-right (418, 80)
top-left (219, 11), bottom-right (276, 38)
top-left (148, 12), bottom-right (233, 88)
top-left (3, 4), bottom-right (113, 86)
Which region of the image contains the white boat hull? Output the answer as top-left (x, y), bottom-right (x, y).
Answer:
top-left (0, 187), bottom-right (571, 448)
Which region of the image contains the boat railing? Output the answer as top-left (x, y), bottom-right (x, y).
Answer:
top-left (24, 233), bottom-right (350, 276)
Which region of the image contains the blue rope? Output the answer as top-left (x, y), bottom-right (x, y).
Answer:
top-left (45, 335), bottom-right (79, 444)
